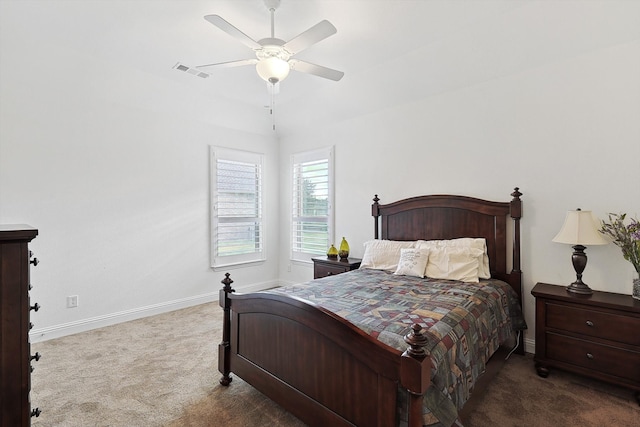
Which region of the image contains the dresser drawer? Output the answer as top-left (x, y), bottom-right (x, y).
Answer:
top-left (546, 302), bottom-right (640, 346)
top-left (546, 332), bottom-right (640, 382)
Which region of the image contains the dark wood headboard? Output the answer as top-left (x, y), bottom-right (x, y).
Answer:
top-left (371, 188), bottom-right (523, 302)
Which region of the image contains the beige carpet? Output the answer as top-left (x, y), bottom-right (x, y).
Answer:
top-left (31, 302), bottom-right (639, 427)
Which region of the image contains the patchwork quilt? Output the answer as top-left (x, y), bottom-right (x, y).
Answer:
top-left (270, 268), bottom-right (526, 427)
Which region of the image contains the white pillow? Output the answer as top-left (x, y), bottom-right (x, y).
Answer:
top-left (416, 238), bottom-right (490, 279)
top-left (359, 240), bottom-right (416, 271)
top-left (424, 246), bottom-right (484, 283)
top-left (394, 248), bottom-right (430, 278)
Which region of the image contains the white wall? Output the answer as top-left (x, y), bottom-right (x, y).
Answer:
top-left (1, 1), bottom-right (638, 350)
top-left (0, 6), bottom-right (280, 341)
top-left (278, 16), bottom-right (640, 351)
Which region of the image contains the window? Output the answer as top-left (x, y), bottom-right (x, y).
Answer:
top-left (210, 147), bottom-right (264, 268)
top-left (291, 147), bottom-right (334, 262)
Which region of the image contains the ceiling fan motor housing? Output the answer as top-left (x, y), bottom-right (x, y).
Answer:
top-left (264, 0), bottom-right (281, 11)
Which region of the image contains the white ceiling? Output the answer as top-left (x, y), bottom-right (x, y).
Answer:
top-left (3, 0), bottom-right (639, 136)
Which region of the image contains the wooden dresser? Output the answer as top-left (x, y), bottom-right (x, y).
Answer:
top-left (312, 257), bottom-right (362, 279)
top-left (0, 225), bottom-right (41, 425)
top-left (532, 282), bottom-right (640, 404)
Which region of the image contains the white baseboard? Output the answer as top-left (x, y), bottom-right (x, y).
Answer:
top-left (30, 279), bottom-right (280, 343)
top-left (524, 337), bottom-right (535, 355)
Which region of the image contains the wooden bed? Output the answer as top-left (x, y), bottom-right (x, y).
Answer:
top-left (218, 188), bottom-right (524, 427)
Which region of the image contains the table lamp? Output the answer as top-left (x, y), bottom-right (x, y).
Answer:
top-left (552, 208), bottom-right (608, 295)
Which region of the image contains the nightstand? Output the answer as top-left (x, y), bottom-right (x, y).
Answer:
top-left (531, 282), bottom-right (640, 404)
top-left (312, 257), bottom-right (362, 279)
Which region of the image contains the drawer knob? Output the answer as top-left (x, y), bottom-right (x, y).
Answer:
top-left (31, 408), bottom-right (41, 418)
top-left (586, 352), bottom-right (594, 359)
top-left (29, 322), bottom-right (34, 330)
top-left (31, 303), bottom-right (40, 312)
top-left (585, 320), bottom-right (594, 327)
top-left (31, 352), bottom-right (41, 362)
top-left (30, 257), bottom-right (39, 266)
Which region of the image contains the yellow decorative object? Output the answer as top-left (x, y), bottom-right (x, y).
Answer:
top-left (327, 244), bottom-right (338, 259)
top-left (339, 237), bottom-right (350, 259)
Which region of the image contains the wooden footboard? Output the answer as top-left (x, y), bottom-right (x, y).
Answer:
top-left (218, 274), bottom-right (430, 427)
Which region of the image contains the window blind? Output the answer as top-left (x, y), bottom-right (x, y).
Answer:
top-left (211, 147), bottom-right (264, 267)
top-left (291, 147), bottom-right (334, 261)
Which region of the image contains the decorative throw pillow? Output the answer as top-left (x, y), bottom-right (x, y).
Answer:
top-left (424, 246), bottom-right (484, 283)
top-left (416, 238), bottom-right (490, 279)
top-left (394, 248), bottom-right (429, 278)
top-left (359, 240), bottom-right (416, 271)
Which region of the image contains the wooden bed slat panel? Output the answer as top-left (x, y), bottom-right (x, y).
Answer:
top-left (227, 296), bottom-right (402, 426)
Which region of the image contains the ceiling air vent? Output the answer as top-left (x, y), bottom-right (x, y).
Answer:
top-left (173, 62), bottom-right (209, 79)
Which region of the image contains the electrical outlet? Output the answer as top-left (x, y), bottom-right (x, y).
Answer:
top-left (67, 295), bottom-right (78, 308)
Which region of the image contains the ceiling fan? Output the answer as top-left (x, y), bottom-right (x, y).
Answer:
top-left (174, 0), bottom-right (344, 91)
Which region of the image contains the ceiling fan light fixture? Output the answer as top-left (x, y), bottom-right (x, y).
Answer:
top-left (256, 57), bottom-right (290, 84)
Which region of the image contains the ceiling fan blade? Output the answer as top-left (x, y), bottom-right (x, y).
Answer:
top-left (282, 20), bottom-right (337, 54)
top-left (204, 15), bottom-right (262, 50)
top-left (197, 59), bottom-right (258, 70)
top-left (289, 59), bottom-right (344, 81)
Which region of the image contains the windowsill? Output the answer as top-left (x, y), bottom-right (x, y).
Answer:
top-left (211, 259), bottom-right (266, 271)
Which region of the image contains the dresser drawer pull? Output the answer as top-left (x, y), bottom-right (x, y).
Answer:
top-left (585, 320), bottom-right (594, 327)
top-left (30, 303), bottom-right (40, 312)
top-left (29, 322), bottom-right (34, 330)
top-left (31, 352), bottom-right (41, 362)
top-left (586, 352), bottom-right (594, 359)
top-left (31, 408), bottom-right (41, 418)
top-left (30, 257), bottom-right (39, 266)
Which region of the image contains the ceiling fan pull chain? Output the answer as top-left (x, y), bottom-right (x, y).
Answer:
top-left (271, 89), bottom-right (276, 131)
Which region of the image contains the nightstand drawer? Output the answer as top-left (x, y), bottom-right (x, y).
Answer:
top-left (315, 263), bottom-right (351, 278)
top-left (546, 332), bottom-right (640, 382)
top-left (546, 302), bottom-right (640, 346)
top-left (312, 257), bottom-right (362, 280)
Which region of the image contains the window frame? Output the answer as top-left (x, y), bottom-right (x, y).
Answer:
top-left (210, 146), bottom-right (265, 269)
top-left (290, 146), bottom-right (334, 263)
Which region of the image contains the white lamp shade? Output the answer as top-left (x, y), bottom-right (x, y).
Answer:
top-left (552, 209), bottom-right (608, 245)
top-left (256, 57), bottom-right (290, 84)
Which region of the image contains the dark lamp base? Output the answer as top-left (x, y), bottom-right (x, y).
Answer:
top-left (565, 244), bottom-right (593, 295)
top-left (566, 281), bottom-right (593, 295)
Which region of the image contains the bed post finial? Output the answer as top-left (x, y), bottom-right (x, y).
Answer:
top-left (511, 187), bottom-right (522, 201)
top-left (372, 195), bottom-right (380, 239)
top-left (222, 272), bottom-right (234, 293)
top-left (404, 324), bottom-right (428, 358)
top-left (219, 273), bottom-right (235, 386)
